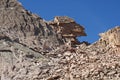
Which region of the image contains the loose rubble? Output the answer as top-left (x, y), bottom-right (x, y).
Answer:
top-left (0, 0), bottom-right (120, 80)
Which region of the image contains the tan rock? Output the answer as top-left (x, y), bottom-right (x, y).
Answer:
top-left (54, 16), bottom-right (74, 24)
top-left (99, 26), bottom-right (120, 53)
top-left (99, 26), bottom-right (120, 47)
top-left (49, 16), bottom-right (87, 45)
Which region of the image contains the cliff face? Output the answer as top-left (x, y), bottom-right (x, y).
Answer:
top-left (0, 0), bottom-right (86, 52)
top-left (1, 0), bottom-right (120, 80)
top-left (0, 0), bottom-right (65, 53)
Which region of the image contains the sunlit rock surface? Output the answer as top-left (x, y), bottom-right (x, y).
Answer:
top-left (0, 0), bottom-right (120, 80)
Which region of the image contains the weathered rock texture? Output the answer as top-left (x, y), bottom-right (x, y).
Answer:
top-left (48, 16), bottom-right (87, 45)
top-left (99, 26), bottom-right (120, 47)
top-left (0, 0), bottom-right (63, 53)
top-left (1, 0), bottom-right (120, 80)
top-left (95, 26), bottom-right (120, 53)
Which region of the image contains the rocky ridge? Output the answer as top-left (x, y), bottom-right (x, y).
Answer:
top-left (0, 0), bottom-right (120, 80)
top-left (0, 0), bottom-right (64, 53)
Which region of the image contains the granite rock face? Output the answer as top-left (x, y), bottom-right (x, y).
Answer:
top-left (1, 0), bottom-right (120, 80)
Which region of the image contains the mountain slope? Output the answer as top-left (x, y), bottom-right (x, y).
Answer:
top-left (0, 0), bottom-right (62, 52)
top-left (0, 0), bottom-right (120, 80)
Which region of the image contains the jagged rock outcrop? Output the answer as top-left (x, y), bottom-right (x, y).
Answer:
top-left (0, 0), bottom-right (87, 51)
top-left (99, 26), bottom-right (120, 47)
top-left (48, 16), bottom-right (87, 45)
top-left (1, 0), bottom-right (120, 80)
top-left (0, 0), bottom-right (87, 79)
top-left (0, 0), bottom-right (63, 52)
top-left (92, 26), bottom-right (120, 53)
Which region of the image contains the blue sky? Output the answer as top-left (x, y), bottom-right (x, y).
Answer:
top-left (19, 0), bottom-right (120, 43)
